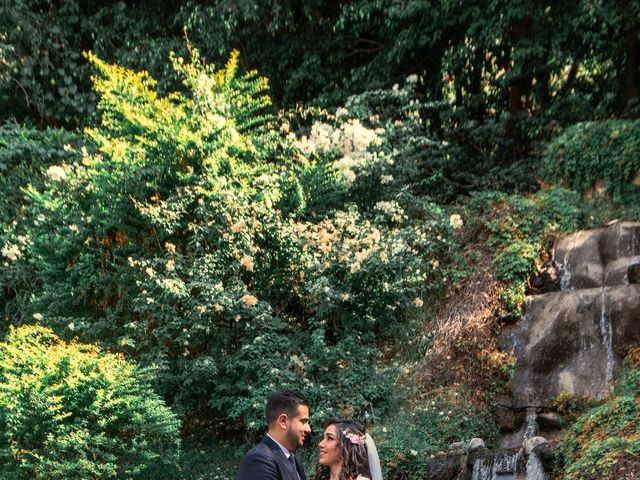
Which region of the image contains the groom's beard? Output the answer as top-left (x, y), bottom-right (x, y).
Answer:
top-left (286, 426), bottom-right (304, 450)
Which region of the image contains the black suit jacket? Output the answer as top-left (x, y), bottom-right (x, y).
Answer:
top-left (236, 435), bottom-right (306, 480)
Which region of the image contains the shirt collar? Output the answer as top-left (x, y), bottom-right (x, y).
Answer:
top-left (266, 434), bottom-right (293, 458)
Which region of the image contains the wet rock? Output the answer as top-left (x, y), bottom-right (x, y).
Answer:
top-left (608, 285), bottom-right (640, 359)
top-left (503, 284), bottom-right (640, 405)
top-left (448, 441), bottom-right (465, 452)
top-left (524, 436), bottom-right (547, 456)
top-left (553, 229), bottom-right (605, 289)
top-left (628, 263), bottom-right (640, 284)
top-left (467, 438), bottom-right (485, 452)
top-left (604, 255), bottom-right (640, 285)
top-left (600, 221), bottom-right (640, 264)
top-left (504, 222), bottom-right (640, 406)
top-left (424, 453), bottom-right (463, 480)
top-left (494, 402), bottom-right (525, 433)
top-left (532, 441), bottom-right (559, 473)
top-left (536, 412), bottom-right (564, 432)
top-left (553, 221), bottom-right (640, 290)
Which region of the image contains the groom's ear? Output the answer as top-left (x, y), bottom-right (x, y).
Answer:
top-left (277, 413), bottom-right (289, 430)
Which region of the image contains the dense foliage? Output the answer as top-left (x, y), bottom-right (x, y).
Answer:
top-left (376, 395), bottom-right (499, 479)
top-left (0, 325), bottom-right (180, 479)
top-left (557, 348), bottom-right (640, 480)
top-left (467, 188), bottom-right (580, 318)
top-left (0, 49), bottom-right (463, 455)
top-left (1, 1), bottom-right (639, 478)
top-left (0, 123), bottom-right (82, 225)
top-left (542, 120), bottom-right (640, 200)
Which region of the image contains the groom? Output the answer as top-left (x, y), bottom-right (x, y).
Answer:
top-left (236, 390), bottom-right (311, 480)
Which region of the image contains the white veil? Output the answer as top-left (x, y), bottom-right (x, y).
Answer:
top-left (365, 433), bottom-right (383, 480)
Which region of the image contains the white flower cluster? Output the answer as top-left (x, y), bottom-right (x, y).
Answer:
top-left (380, 174), bottom-right (394, 184)
top-left (296, 116), bottom-right (383, 185)
top-left (156, 277), bottom-right (188, 298)
top-left (1, 243), bottom-right (21, 262)
top-left (46, 165), bottom-right (67, 182)
top-left (449, 213), bottom-right (463, 229)
top-left (374, 200), bottom-right (406, 223)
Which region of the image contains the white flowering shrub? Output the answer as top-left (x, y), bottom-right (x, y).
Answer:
top-left (295, 117), bottom-right (382, 185)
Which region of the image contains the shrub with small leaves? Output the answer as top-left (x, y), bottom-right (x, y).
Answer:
top-left (0, 325), bottom-right (180, 479)
top-left (374, 393), bottom-right (499, 480)
top-left (467, 187), bottom-right (580, 318)
top-left (542, 120), bottom-right (640, 200)
top-left (557, 348), bottom-right (640, 480)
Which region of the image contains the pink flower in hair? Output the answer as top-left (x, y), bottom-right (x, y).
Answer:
top-left (343, 430), bottom-right (366, 445)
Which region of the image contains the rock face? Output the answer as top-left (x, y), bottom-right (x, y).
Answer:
top-left (503, 221), bottom-right (640, 407)
top-left (424, 222), bottom-right (640, 480)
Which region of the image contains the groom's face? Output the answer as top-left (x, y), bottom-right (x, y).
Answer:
top-left (286, 405), bottom-right (311, 450)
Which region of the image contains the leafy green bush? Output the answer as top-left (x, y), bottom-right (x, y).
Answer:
top-left (0, 325), bottom-right (180, 479)
top-left (141, 437), bottom-right (240, 480)
top-left (0, 122), bottom-right (85, 326)
top-left (542, 120), bottom-right (640, 200)
top-left (324, 78), bottom-right (523, 205)
top-left (375, 396), bottom-right (499, 480)
top-left (557, 348), bottom-right (640, 480)
top-left (468, 187), bottom-right (580, 318)
top-left (0, 122), bottom-right (84, 225)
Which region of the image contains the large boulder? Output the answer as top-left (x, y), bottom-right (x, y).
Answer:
top-left (532, 441), bottom-right (559, 474)
top-left (600, 221), bottom-right (640, 264)
top-left (553, 221), bottom-right (640, 290)
top-left (604, 255), bottom-right (640, 285)
top-left (504, 222), bottom-right (640, 407)
top-left (503, 285), bottom-right (640, 405)
top-left (553, 229), bottom-right (604, 289)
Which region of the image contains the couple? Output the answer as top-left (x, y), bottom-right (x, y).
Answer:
top-left (236, 390), bottom-right (383, 480)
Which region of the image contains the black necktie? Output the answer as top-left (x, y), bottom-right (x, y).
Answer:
top-left (288, 454), bottom-right (300, 480)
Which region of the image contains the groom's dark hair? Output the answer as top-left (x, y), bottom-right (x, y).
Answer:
top-left (265, 390), bottom-right (309, 426)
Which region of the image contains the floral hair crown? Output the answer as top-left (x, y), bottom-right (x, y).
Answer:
top-left (343, 429), bottom-right (366, 445)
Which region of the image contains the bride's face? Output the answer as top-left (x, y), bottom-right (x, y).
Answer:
top-left (318, 424), bottom-right (341, 467)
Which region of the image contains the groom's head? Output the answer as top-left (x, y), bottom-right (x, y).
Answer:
top-left (266, 390), bottom-right (311, 452)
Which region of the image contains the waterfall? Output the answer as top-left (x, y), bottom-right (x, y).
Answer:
top-left (471, 450), bottom-right (520, 480)
top-left (599, 288), bottom-right (614, 386)
top-left (471, 455), bottom-right (493, 480)
top-left (553, 236), bottom-right (573, 291)
top-left (559, 264), bottom-right (572, 291)
top-left (525, 452), bottom-right (548, 480)
top-left (524, 410), bottom-right (538, 441)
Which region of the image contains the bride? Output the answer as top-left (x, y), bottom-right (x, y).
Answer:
top-left (316, 418), bottom-right (383, 480)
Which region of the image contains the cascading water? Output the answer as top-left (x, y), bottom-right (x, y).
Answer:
top-left (491, 223), bottom-right (640, 480)
top-left (553, 234), bottom-right (574, 291)
top-left (559, 263), bottom-right (571, 291)
top-left (471, 455), bottom-right (493, 480)
top-left (471, 450), bottom-right (520, 480)
top-left (525, 452), bottom-right (548, 480)
top-left (599, 288), bottom-right (614, 386)
top-left (524, 409), bottom-right (538, 441)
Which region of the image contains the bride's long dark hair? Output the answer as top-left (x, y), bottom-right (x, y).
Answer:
top-left (315, 418), bottom-right (373, 480)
